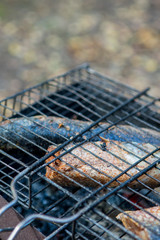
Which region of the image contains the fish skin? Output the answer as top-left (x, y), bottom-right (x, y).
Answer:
top-left (0, 116), bottom-right (160, 151)
top-left (45, 140), bottom-right (160, 188)
top-left (117, 206), bottom-right (160, 240)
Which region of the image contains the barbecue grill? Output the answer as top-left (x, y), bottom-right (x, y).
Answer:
top-left (0, 63), bottom-right (160, 240)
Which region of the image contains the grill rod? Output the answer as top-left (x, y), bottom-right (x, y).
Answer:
top-left (1, 87), bottom-right (160, 239)
top-left (0, 87), bottom-right (149, 217)
top-left (0, 63), bottom-right (159, 240)
top-left (2, 92), bottom-right (160, 238)
top-left (8, 149), bottom-right (160, 240)
top-left (2, 98), bottom-right (160, 239)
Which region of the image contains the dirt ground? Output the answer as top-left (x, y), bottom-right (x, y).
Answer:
top-left (0, 0), bottom-right (159, 100)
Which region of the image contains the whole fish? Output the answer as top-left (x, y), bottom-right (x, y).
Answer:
top-left (117, 206), bottom-right (160, 240)
top-left (0, 116), bottom-right (160, 151)
top-left (45, 140), bottom-right (160, 188)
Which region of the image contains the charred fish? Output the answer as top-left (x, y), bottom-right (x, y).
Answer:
top-left (46, 140), bottom-right (160, 188)
top-left (0, 116), bottom-right (159, 151)
top-left (117, 206), bottom-right (160, 240)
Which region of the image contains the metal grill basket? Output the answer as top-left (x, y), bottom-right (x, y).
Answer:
top-left (0, 63), bottom-right (160, 240)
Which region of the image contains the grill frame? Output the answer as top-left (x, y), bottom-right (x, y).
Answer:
top-left (0, 63), bottom-right (160, 240)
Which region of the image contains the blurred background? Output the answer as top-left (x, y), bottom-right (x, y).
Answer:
top-left (0, 0), bottom-right (159, 100)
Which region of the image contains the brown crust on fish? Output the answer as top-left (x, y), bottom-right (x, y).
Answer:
top-left (45, 140), bottom-right (160, 188)
top-left (116, 206), bottom-right (160, 240)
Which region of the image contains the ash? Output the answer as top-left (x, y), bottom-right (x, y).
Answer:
top-left (13, 180), bottom-right (159, 239)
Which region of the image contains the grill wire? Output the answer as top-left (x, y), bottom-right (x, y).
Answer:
top-left (0, 63), bottom-right (160, 239)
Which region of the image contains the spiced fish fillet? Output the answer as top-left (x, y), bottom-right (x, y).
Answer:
top-left (117, 206), bottom-right (160, 240)
top-left (45, 140), bottom-right (160, 188)
top-left (0, 116), bottom-right (160, 151)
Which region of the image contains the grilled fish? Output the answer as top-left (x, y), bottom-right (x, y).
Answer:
top-left (117, 206), bottom-right (160, 240)
top-left (45, 140), bottom-right (160, 188)
top-left (0, 116), bottom-right (160, 151)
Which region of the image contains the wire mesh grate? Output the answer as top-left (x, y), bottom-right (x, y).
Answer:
top-left (0, 64), bottom-right (160, 239)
